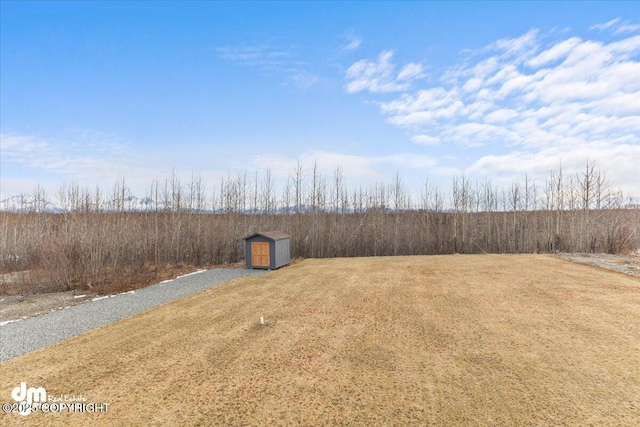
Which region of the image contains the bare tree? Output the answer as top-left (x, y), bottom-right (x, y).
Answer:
top-left (293, 160), bottom-right (305, 213)
top-left (260, 167), bottom-right (277, 214)
top-left (3, 159), bottom-right (638, 297)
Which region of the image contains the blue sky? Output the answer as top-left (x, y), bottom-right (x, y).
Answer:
top-left (1, 1), bottom-right (639, 202)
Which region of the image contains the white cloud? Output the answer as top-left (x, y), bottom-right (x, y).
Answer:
top-left (484, 108), bottom-right (518, 123)
top-left (528, 37), bottom-right (582, 68)
top-left (216, 45), bottom-right (293, 65)
top-left (0, 131), bottom-right (165, 199)
top-left (251, 150), bottom-right (438, 186)
top-left (488, 29), bottom-right (539, 59)
top-left (381, 88), bottom-right (451, 113)
top-left (381, 31), bottom-right (640, 142)
top-left (345, 26), bottom-right (640, 194)
top-left (0, 132), bottom-right (134, 177)
top-left (344, 50), bottom-right (424, 94)
top-left (463, 77), bottom-right (483, 93)
top-left (386, 153), bottom-right (437, 169)
top-left (397, 62), bottom-right (425, 81)
top-left (217, 44), bottom-right (318, 89)
top-left (591, 18), bottom-right (640, 35)
top-left (591, 91), bottom-right (640, 116)
top-left (468, 141), bottom-right (640, 196)
top-left (345, 51), bottom-right (401, 93)
top-left (442, 122), bottom-right (516, 147)
top-left (284, 69), bottom-right (319, 90)
top-left (342, 34), bottom-right (362, 52)
top-left (591, 18), bottom-right (621, 31)
top-left (614, 23), bottom-right (640, 35)
top-left (411, 135), bottom-right (440, 146)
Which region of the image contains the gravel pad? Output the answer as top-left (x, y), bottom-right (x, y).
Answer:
top-left (0, 268), bottom-right (266, 362)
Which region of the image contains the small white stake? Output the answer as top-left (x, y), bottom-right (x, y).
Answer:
top-left (260, 316), bottom-right (264, 325)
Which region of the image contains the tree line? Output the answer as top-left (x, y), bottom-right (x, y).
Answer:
top-left (1, 161), bottom-right (638, 294)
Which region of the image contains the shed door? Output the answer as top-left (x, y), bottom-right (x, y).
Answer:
top-left (251, 242), bottom-right (270, 267)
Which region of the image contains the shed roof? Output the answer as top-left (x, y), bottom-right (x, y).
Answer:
top-left (244, 231), bottom-right (290, 241)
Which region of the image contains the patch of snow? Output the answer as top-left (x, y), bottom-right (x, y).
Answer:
top-left (0, 194), bottom-right (62, 213)
top-left (0, 319), bottom-right (22, 326)
top-left (177, 269), bottom-right (206, 279)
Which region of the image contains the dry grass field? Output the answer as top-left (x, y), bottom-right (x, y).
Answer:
top-left (1, 255), bottom-right (639, 426)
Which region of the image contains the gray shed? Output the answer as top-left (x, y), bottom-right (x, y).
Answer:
top-left (244, 231), bottom-right (291, 270)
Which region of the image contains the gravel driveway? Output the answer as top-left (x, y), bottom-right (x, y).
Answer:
top-left (0, 268), bottom-right (266, 362)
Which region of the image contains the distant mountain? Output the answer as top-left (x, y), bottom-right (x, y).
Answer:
top-left (0, 194), bottom-right (208, 213)
top-left (0, 194), bottom-right (62, 213)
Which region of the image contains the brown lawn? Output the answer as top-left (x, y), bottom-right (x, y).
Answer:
top-left (1, 255), bottom-right (639, 426)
